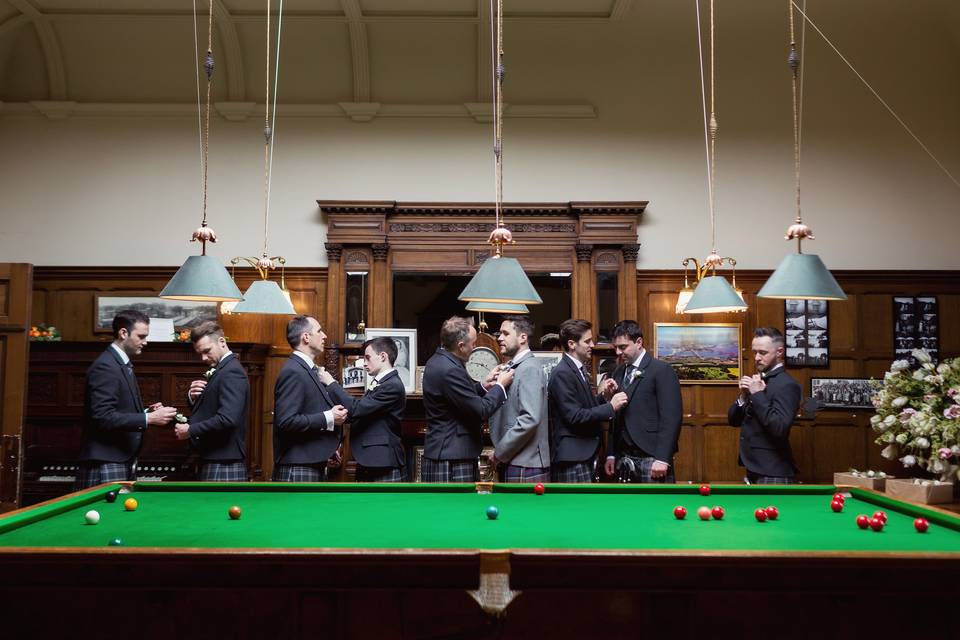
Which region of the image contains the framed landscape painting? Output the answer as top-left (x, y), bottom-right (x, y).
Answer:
top-left (94, 294), bottom-right (217, 333)
top-left (653, 323), bottom-right (741, 384)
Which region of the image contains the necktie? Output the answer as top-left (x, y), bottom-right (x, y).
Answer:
top-left (125, 362), bottom-right (143, 408)
top-left (312, 365), bottom-right (320, 375)
top-left (625, 364), bottom-right (636, 385)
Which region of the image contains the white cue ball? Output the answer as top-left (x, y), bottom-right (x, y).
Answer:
top-left (84, 510), bottom-right (100, 525)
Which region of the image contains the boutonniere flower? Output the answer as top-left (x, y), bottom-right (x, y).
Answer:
top-left (629, 369), bottom-right (643, 384)
top-left (204, 367), bottom-right (217, 380)
top-left (175, 413), bottom-right (188, 424)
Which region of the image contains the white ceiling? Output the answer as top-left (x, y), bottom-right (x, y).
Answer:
top-left (0, 0), bottom-right (633, 108)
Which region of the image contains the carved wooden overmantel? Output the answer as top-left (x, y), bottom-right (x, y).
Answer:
top-left (318, 200), bottom-right (648, 355)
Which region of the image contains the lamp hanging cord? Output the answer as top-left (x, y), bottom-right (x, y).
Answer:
top-left (261, 0), bottom-right (272, 260)
top-left (487, 0), bottom-right (512, 255)
top-left (784, 0), bottom-right (813, 252)
top-left (191, 0), bottom-right (218, 254)
top-left (695, 0), bottom-right (721, 270)
top-left (790, 0), bottom-right (960, 191)
top-left (266, 0), bottom-right (285, 233)
top-left (192, 0), bottom-right (203, 205)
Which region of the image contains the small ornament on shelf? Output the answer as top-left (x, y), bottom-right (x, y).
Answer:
top-left (173, 330), bottom-right (192, 343)
top-left (29, 324), bottom-right (61, 342)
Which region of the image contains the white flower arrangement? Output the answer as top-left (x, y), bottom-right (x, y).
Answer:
top-left (872, 349), bottom-right (960, 482)
top-left (628, 368), bottom-right (643, 384)
top-left (204, 367), bottom-right (217, 380)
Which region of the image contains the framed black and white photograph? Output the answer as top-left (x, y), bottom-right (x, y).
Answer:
top-left (365, 327), bottom-right (417, 393)
top-left (341, 363), bottom-right (367, 389)
top-left (811, 378), bottom-right (876, 410)
top-left (783, 299), bottom-right (829, 367)
top-left (595, 357), bottom-right (618, 385)
top-left (531, 351), bottom-right (564, 379)
top-left (94, 294), bottom-right (217, 333)
top-left (893, 296), bottom-right (939, 363)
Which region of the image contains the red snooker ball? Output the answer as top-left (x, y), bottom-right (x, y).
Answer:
top-left (830, 499), bottom-right (844, 513)
top-left (873, 510), bottom-right (888, 524)
top-left (673, 506), bottom-right (687, 520)
top-left (869, 517), bottom-right (885, 532)
top-left (711, 506), bottom-right (725, 520)
top-left (856, 514), bottom-right (870, 529)
top-left (533, 483), bottom-right (545, 496)
top-left (764, 506), bottom-right (779, 520)
top-left (754, 508), bottom-right (768, 522)
top-left (832, 493), bottom-right (846, 503)
top-left (699, 484), bottom-right (711, 496)
top-left (228, 505), bottom-right (242, 520)
top-left (914, 518), bottom-right (929, 533)
top-left (697, 506), bottom-right (712, 521)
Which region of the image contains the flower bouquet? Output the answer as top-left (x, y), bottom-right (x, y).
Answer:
top-left (871, 349), bottom-right (960, 482)
top-left (29, 324), bottom-right (61, 341)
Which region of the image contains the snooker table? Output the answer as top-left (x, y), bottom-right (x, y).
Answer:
top-left (2, 482), bottom-right (959, 639)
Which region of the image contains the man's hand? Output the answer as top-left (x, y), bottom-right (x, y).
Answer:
top-left (317, 368), bottom-right (335, 385)
top-left (332, 405), bottom-right (348, 426)
top-left (147, 406), bottom-right (178, 426)
top-left (604, 456), bottom-right (616, 477)
top-left (497, 367), bottom-right (515, 388)
top-left (148, 402), bottom-right (163, 411)
top-left (600, 378), bottom-right (618, 400)
top-left (650, 460), bottom-right (669, 479)
top-left (747, 374), bottom-right (766, 395)
top-left (610, 391), bottom-right (628, 411)
top-left (188, 379), bottom-right (206, 403)
top-left (328, 447), bottom-right (343, 469)
top-left (174, 423), bottom-right (191, 440)
top-left (738, 376), bottom-right (752, 400)
top-left (482, 368), bottom-right (500, 389)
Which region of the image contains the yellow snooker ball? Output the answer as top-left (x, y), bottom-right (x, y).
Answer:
top-left (123, 498), bottom-right (139, 511)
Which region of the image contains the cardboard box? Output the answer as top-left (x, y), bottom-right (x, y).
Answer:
top-left (833, 472), bottom-right (890, 491)
top-left (884, 478), bottom-right (955, 504)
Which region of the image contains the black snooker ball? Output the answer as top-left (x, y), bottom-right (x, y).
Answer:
top-left (105, 490), bottom-right (118, 503)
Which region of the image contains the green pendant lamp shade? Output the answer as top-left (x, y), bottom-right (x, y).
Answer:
top-left (465, 300), bottom-right (530, 314)
top-left (458, 257), bottom-right (543, 305)
top-left (160, 255), bottom-right (244, 302)
top-left (757, 253), bottom-right (847, 300)
top-left (683, 275), bottom-right (748, 314)
top-left (231, 279), bottom-right (296, 314)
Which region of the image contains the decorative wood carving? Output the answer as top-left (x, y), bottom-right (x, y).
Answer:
top-left (324, 344), bottom-right (341, 382)
top-left (575, 244), bottom-right (594, 262)
top-left (324, 243), bottom-right (343, 262)
top-left (344, 250), bottom-right (369, 267)
top-left (371, 244), bottom-right (389, 261)
top-left (622, 243), bottom-right (640, 262)
top-left (595, 251), bottom-right (620, 268)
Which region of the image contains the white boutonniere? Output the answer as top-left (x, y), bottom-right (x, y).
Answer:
top-left (204, 367), bottom-right (217, 380)
top-left (629, 369), bottom-right (643, 384)
top-left (175, 413), bottom-right (188, 424)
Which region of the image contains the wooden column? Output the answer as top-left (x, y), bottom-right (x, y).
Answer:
top-left (572, 244), bottom-right (595, 327)
top-left (324, 244), bottom-right (344, 342)
top-left (621, 243), bottom-right (640, 321)
top-left (370, 243), bottom-right (390, 327)
top-left (0, 263), bottom-right (32, 511)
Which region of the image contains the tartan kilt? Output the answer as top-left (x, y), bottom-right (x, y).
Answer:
top-left (420, 458), bottom-right (479, 483)
top-left (746, 473), bottom-right (794, 485)
top-left (73, 462), bottom-right (133, 491)
top-left (273, 463), bottom-right (326, 482)
top-left (501, 464), bottom-right (550, 484)
top-left (355, 466), bottom-right (404, 482)
top-left (199, 461), bottom-right (249, 482)
top-left (615, 455), bottom-right (676, 483)
top-left (551, 460), bottom-right (595, 483)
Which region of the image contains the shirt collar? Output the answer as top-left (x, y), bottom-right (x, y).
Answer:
top-left (512, 348), bottom-right (531, 362)
top-left (564, 353), bottom-right (584, 370)
top-left (375, 366), bottom-right (395, 382)
top-left (292, 350), bottom-right (314, 367)
top-left (630, 349), bottom-right (646, 368)
top-left (110, 342), bottom-right (130, 365)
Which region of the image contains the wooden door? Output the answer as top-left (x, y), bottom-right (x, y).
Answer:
top-left (0, 263), bottom-right (33, 511)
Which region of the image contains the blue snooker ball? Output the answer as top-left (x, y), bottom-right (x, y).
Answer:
top-left (107, 537), bottom-right (123, 546)
top-left (486, 506), bottom-right (499, 520)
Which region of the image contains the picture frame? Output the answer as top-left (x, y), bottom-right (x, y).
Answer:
top-left (811, 377), bottom-right (876, 410)
top-left (414, 366), bottom-right (425, 395)
top-left (530, 351), bottom-right (564, 380)
top-left (94, 294), bottom-right (218, 333)
top-left (893, 296), bottom-right (939, 363)
top-left (341, 364), bottom-right (367, 389)
top-left (595, 357), bottom-right (618, 385)
top-left (653, 323), bottom-right (741, 384)
top-left (784, 299), bottom-right (829, 367)
top-left (364, 327), bottom-right (417, 393)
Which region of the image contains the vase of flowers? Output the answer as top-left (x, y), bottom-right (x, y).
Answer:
top-left (871, 349), bottom-right (960, 482)
top-left (29, 324), bottom-right (61, 341)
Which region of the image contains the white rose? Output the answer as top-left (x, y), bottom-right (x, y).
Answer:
top-left (913, 369), bottom-right (927, 380)
top-left (913, 349), bottom-right (932, 364)
top-left (883, 414), bottom-right (897, 426)
top-left (923, 362), bottom-right (935, 371)
top-left (901, 455), bottom-right (917, 467)
top-left (870, 415), bottom-right (882, 425)
top-left (891, 396), bottom-right (909, 408)
top-left (881, 444), bottom-right (898, 460)
top-left (895, 433), bottom-right (909, 444)
top-left (891, 360), bottom-right (910, 372)
top-left (915, 437), bottom-right (930, 449)
top-left (933, 459), bottom-right (946, 474)
top-left (937, 363), bottom-right (950, 375)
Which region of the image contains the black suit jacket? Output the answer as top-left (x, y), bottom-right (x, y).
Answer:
top-left (548, 354), bottom-right (616, 464)
top-left (422, 348), bottom-right (506, 461)
top-left (79, 346), bottom-right (146, 463)
top-left (326, 369), bottom-right (406, 469)
top-left (188, 353), bottom-right (249, 461)
top-left (608, 352), bottom-right (683, 462)
top-left (727, 365), bottom-right (801, 477)
top-left (273, 354), bottom-right (342, 464)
